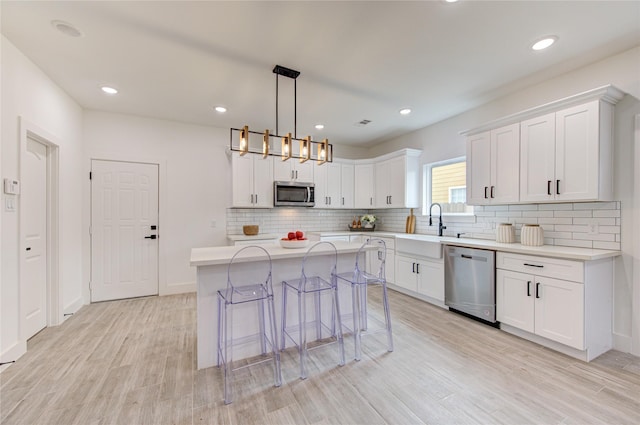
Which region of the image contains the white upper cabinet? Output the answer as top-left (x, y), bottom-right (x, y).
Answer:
top-left (273, 158), bottom-right (314, 183)
top-left (231, 152), bottom-right (273, 208)
top-left (521, 100), bottom-right (613, 203)
top-left (464, 86), bottom-right (623, 206)
top-left (375, 150), bottom-right (420, 209)
top-left (466, 123), bottom-right (519, 205)
top-left (314, 161), bottom-right (354, 209)
top-left (354, 163), bottom-right (375, 208)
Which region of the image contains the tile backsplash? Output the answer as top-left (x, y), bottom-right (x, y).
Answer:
top-left (227, 201), bottom-right (621, 250)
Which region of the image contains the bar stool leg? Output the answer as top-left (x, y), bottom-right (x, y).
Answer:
top-left (298, 289), bottom-right (308, 379)
top-left (314, 291), bottom-right (322, 340)
top-left (333, 281), bottom-right (345, 366)
top-left (258, 298), bottom-right (266, 355)
top-left (281, 284), bottom-right (288, 351)
top-left (352, 283), bottom-right (362, 361)
top-left (223, 302), bottom-right (233, 404)
top-left (382, 283), bottom-right (394, 352)
top-left (267, 294), bottom-right (282, 386)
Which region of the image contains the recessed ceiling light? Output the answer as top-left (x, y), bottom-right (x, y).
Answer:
top-left (399, 108), bottom-right (412, 115)
top-left (101, 86), bottom-right (118, 95)
top-left (445, 0), bottom-right (459, 3)
top-left (215, 106), bottom-right (227, 113)
top-left (531, 36), bottom-right (558, 51)
top-left (51, 20), bottom-right (83, 37)
top-left (315, 124), bottom-right (324, 130)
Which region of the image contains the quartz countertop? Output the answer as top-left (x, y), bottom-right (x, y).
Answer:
top-left (308, 231), bottom-right (620, 261)
top-left (191, 240), bottom-right (373, 267)
top-left (226, 233), bottom-right (279, 242)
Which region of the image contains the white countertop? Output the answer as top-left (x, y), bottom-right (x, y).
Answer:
top-left (191, 240), bottom-right (371, 267)
top-left (308, 231), bottom-right (620, 261)
top-left (226, 233), bottom-right (279, 242)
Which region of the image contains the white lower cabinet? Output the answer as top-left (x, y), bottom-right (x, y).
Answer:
top-left (496, 252), bottom-right (612, 361)
top-left (395, 255), bottom-right (444, 302)
top-left (365, 236), bottom-right (395, 285)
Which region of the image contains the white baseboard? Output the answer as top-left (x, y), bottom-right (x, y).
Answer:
top-left (62, 296), bottom-right (85, 323)
top-left (160, 281), bottom-right (196, 296)
top-left (613, 332), bottom-right (632, 353)
top-left (0, 340), bottom-right (27, 368)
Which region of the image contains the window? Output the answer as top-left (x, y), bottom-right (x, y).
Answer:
top-left (423, 157), bottom-right (473, 215)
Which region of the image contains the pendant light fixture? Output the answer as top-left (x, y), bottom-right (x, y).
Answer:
top-left (229, 65), bottom-right (332, 164)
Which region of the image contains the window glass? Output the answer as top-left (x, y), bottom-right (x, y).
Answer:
top-left (424, 158), bottom-right (473, 215)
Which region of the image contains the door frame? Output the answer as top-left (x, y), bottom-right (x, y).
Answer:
top-left (89, 156), bottom-right (166, 300)
top-left (633, 114), bottom-right (640, 357)
top-left (19, 117), bottom-right (61, 335)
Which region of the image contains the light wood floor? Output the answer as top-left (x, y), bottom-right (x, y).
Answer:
top-left (2, 289), bottom-right (639, 425)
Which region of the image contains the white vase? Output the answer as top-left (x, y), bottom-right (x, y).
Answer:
top-left (496, 223), bottom-right (515, 243)
top-left (521, 224), bottom-right (544, 246)
top-left (364, 222), bottom-right (374, 228)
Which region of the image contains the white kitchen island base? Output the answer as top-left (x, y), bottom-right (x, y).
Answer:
top-left (191, 241), bottom-right (371, 370)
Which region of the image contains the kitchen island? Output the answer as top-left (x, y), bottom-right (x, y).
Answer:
top-left (190, 241), bottom-right (371, 369)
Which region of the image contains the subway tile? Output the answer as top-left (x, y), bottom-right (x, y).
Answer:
top-left (572, 233), bottom-right (615, 242)
top-left (598, 226), bottom-right (621, 234)
top-left (593, 241), bottom-right (621, 250)
top-left (538, 203), bottom-right (573, 211)
top-left (555, 224), bottom-right (589, 232)
top-left (593, 209), bottom-right (621, 218)
top-left (483, 205), bottom-right (509, 212)
top-left (554, 210), bottom-right (592, 218)
top-left (496, 211), bottom-right (520, 217)
top-left (543, 231), bottom-right (572, 239)
top-left (554, 239), bottom-right (593, 248)
top-left (573, 202), bottom-right (619, 210)
top-left (537, 217), bottom-right (573, 225)
top-left (508, 204), bottom-right (536, 211)
top-left (522, 211), bottom-right (554, 218)
top-left (573, 217), bottom-right (616, 226)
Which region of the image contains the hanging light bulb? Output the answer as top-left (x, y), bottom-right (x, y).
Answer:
top-left (317, 138), bottom-right (328, 165)
top-left (300, 136), bottom-right (311, 163)
top-left (262, 130), bottom-right (270, 158)
top-left (281, 133), bottom-right (292, 161)
top-left (239, 125), bottom-right (249, 156)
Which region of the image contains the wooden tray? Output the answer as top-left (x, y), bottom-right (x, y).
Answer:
top-left (348, 224), bottom-right (375, 232)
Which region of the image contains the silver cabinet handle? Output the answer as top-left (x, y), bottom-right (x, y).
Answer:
top-left (556, 179), bottom-right (560, 195)
top-left (255, 194), bottom-right (258, 204)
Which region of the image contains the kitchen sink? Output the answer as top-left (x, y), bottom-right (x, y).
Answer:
top-left (395, 237), bottom-right (442, 259)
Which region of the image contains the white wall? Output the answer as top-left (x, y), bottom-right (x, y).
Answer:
top-left (82, 111), bottom-right (230, 298)
top-left (1, 36), bottom-right (84, 362)
top-left (368, 46), bottom-right (640, 354)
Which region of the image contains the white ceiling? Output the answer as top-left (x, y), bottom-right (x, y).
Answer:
top-left (2, 1), bottom-right (639, 147)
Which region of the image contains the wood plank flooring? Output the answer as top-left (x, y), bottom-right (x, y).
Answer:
top-left (1, 289), bottom-right (639, 424)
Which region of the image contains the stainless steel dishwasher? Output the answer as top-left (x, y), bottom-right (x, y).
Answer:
top-left (444, 245), bottom-right (497, 324)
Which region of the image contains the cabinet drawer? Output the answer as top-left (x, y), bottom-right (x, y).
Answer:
top-left (496, 252), bottom-right (583, 283)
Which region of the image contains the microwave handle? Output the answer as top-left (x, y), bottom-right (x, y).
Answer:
top-left (307, 186), bottom-right (311, 202)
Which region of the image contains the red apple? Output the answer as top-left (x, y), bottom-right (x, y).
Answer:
top-left (287, 232), bottom-right (296, 240)
top-left (295, 230), bottom-right (304, 239)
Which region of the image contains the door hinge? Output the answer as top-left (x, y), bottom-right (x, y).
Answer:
top-left (89, 171), bottom-right (92, 180)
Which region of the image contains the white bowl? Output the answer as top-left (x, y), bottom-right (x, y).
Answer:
top-left (279, 239), bottom-right (310, 249)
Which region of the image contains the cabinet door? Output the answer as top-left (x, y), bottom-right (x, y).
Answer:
top-left (534, 276), bottom-right (584, 349)
top-left (416, 259), bottom-right (444, 302)
top-left (466, 131), bottom-right (491, 205)
top-left (520, 113), bottom-right (556, 202)
top-left (326, 162), bottom-right (341, 208)
top-left (555, 101), bottom-right (599, 201)
top-left (387, 156), bottom-right (406, 208)
top-left (231, 153), bottom-right (255, 207)
top-left (374, 161), bottom-right (389, 208)
top-left (354, 164), bottom-right (375, 208)
top-left (340, 163), bottom-right (354, 208)
top-left (395, 255), bottom-right (417, 292)
top-left (491, 123), bottom-right (520, 204)
top-left (295, 161), bottom-right (314, 183)
top-left (253, 157), bottom-right (273, 207)
top-left (273, 159), bottom-right (293, 182)
top-left (496, 270), bottom-right (535, 333)
top-left (314, 162), bottom-right (329, 207)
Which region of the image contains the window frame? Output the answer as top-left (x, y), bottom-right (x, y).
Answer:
top-left (422, 156), bottom-right (474, 219)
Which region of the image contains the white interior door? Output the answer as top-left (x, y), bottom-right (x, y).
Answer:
top-left (91, 160), bottom-right (159, 302)
top-left (21, 137), bottom-right (48, 339)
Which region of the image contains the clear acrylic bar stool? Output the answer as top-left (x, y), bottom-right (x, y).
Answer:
top-left (281, 241), bottom-right (345, 379)
top-left (217, 245), bottom-right (282, 404)
top-left (336, 238), bottom-right (393, 361)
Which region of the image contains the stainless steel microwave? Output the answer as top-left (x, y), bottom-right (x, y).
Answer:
top-left (274, 181), bottom-right (315, 207)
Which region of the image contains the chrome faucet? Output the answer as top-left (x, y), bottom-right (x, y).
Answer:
top-left (429, 203), bottom-right (446, 236)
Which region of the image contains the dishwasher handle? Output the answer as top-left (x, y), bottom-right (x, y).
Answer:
top-left (461, 254), bottom-right (473, 259)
